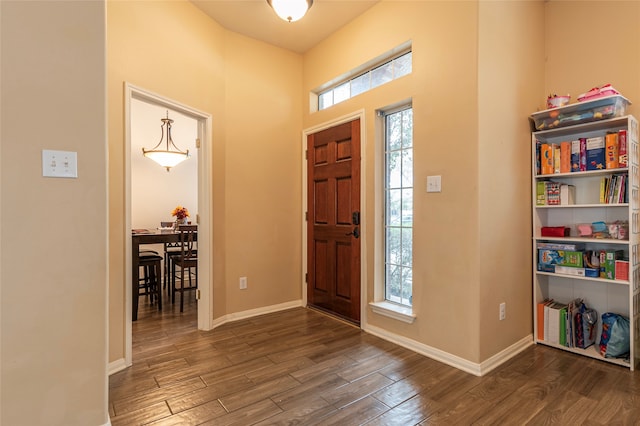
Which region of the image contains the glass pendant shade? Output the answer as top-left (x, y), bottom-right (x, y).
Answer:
top-left (267, 0), bottom-right (313, 22)
top-left (142, 113), bottom-right (189, 172)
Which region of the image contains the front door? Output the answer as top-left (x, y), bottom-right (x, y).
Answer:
top-left (307, 119), bottom-right (361, 324)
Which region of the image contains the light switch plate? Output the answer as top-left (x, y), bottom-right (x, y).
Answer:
top-left (426, 175), bottom-right (441, 193)
top-left (42, 150), bottom-right (78, 178)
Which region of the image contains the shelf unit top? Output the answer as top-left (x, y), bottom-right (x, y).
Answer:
top-left (532, 115), bottom-right (633, 138)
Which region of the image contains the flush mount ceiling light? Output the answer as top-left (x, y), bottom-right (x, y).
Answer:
top-left (142, 111), bottom-right (190, 172)
top-left (267, 0), bottom-right (313, 22)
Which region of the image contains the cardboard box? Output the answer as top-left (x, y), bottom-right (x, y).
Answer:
top-left (554, 265), bottom-right (586, 276)
top-left (538, 249), bottom-right (584, 272)
top-left (541, 143), bottom-right (554, 175)
top-left (619, 130), bottom-right (628, 168)
top-left (536, 181), bottom-right (547, 206)
top-left (605, 132), bottom-right (619, 169)
top-left (571, 139), bottom-right (581, 172)
top-left (600, 250), bottom-right (624, 279)
top-left (615, 260), bottom-right (629, 281)
top-left (586, 136), bottom-right (605, 171)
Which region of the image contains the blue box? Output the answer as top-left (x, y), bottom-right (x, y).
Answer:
top-left (586, 136), bottom-right (605, 171)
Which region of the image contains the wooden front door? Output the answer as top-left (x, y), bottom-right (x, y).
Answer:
top-left (307, 119), bottom-right (361, 324)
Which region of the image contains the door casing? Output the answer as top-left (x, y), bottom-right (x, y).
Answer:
top-left (123, 83), bottom-right (213, 367)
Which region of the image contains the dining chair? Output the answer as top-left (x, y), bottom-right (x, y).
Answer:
top-left (170, 225), bottom-right (198, 312)
top-left (137, 251), bottom-right (163, 316)
top-left (160, 221), bottom-right (182, 293)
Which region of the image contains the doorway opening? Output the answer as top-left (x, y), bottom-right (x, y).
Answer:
top-left (124, 83), bottom-right (212, 367)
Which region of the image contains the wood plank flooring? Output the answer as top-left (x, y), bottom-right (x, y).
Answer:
top-left (110, 296), bottom-right (640, 425)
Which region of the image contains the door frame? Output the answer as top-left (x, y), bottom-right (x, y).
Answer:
top-left (301, 109), bottom-right (367, 326)
top-left (124, 83), bottom-right (213, 366)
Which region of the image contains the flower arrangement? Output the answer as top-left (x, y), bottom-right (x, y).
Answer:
top-left (171, 205), bottom-right (190, 222)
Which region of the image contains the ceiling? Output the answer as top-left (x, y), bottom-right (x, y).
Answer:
top-left (190, 0), bottom-right (380, 54)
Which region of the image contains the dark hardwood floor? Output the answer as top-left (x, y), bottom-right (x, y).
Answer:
top-left (110, 294), bottom-right (640, 425)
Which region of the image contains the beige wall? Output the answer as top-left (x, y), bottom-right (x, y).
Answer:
top-left (544, 1), bottom-right (640, 117)
top-left (1, 1), bottom-right (108, 424)
top-left (222, 32), bottom-right (303, 312)
top-left (303, 1), bottom-right (542, 363)
top-left (478, 1), bottom-right (544, 360)
top-left (107, 1), bottom-right (303, 363)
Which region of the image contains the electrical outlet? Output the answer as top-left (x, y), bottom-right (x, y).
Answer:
top-left (499, 302), bottom-right (506, 321)
top-left (239, 276), bottom-right (247, 290)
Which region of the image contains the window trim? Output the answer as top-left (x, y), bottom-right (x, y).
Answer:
top-left (311, 41), bottom-right (412, 112)
top-left (373, 102), bottom-right (415, 323)
top-left (369, 300), bottom-right (416, 324)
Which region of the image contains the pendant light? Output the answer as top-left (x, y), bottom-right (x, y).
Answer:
top-left (142, 111), bottom-right (190, 172)
top-left (267, 0), bottom-right (313, 23)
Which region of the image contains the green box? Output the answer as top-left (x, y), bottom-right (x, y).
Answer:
top-left (538, 250), bottom-right (584, 272)
top-left (601, 250), bottom-right (624, 279)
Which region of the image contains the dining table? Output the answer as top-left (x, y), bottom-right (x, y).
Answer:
top-left (132, 228), bottom-right (197, 321)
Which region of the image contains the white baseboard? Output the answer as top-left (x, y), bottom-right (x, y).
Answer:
top-left (479, 334), bottom-right (534, 375)
top-left (108, 357), bottom-right (129, 376)
top-left (210, 300), bottom-right (303, 329)
top-left (364, 323), bottom-right (533, 376)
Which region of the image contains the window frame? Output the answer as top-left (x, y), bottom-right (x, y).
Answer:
top-left (370, 103), bottom-right (416, 324)
top-left (315, 48), bottom-right (412, 112)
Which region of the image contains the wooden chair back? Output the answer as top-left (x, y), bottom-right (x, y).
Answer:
top-left (177, 225), bottom-right (197, 261)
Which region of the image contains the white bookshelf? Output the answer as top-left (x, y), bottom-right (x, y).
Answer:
top-left (532, 115), bottom-right (640, 370)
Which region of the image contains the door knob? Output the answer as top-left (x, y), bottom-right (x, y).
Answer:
top-left (345, 226), bottom-right (360, 239)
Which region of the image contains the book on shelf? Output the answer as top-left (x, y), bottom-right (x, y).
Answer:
top-left (560, 184), bottom-right (575, 205)
top-left (543, 300), bottom-right (553, 342)
top-left (536, 139), bottom-right (542, 175)
top-left (566, 298), bottom-right (583, 348)
top-left (560, 141), bottom-right (571, 173)
top-left (619, 129), bottom-right (628, 168)
top-left (571, 139), bottom-right (581, 172)
top-left (536, 181), bottom-right (547, 206)
top-left (546, 182), bottom-right (561, 205)
top-left (553, 144), bottom-right (561, 174)
top-left (537, 299), bottom-right (553, 341)
top-left (547, 301), bottom-right (567, 345)
top-left (580, 138), bottom-right (587, 171)
top-left (600, 175), bottom-right (626, 204)
top-left (600, 176), bottom-right (607, 204)
top-left (605, 132), bottom-right (619, 169)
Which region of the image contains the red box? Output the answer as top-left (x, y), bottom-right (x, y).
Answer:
top-left (615, 260), bottom-right (629, 281)
top-left (541, 226), bottom-right (570, 237)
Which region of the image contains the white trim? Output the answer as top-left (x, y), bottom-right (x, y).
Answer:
top-left (301, 110), bottom-right (367, 325)
top-left (371, 101), bottom-right (416, 320)
top-left (108, 358), bottom-right (128, 376)
top-left (364, 323), bottom-right (534, 376)
top-left (210, 300), bottom-right (303, 329)
top-left (369, 301), bottom-right (416, 324)
top-left (479, 335), bottom-right (534, 375)
top-left (123, 83), bottom-right (214, 368)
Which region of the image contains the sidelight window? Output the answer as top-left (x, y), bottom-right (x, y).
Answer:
top-left (384, 106), bottom-right (413, 307)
